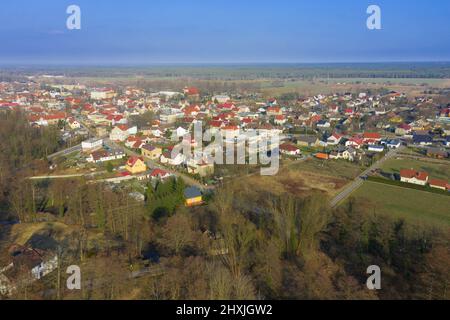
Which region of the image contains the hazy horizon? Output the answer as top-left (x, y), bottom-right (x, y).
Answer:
top-left (1, 0), bottom-right (450, 65)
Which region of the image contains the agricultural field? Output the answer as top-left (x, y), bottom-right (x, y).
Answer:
top-left (351, 182), bottom-right (450, 228)
top-left (261, 77), bottom-right (449, 97)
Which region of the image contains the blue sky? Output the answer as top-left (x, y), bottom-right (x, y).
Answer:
top-left (1, 0), bottom-right (449, 65)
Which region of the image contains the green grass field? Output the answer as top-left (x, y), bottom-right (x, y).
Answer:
top-left (381, 157), bottom-right (450, 181)
top-left (352, 182), bottom-right (450, 228)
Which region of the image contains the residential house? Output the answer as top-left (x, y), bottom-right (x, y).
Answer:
top-left (343, 147), bottom-right (357, 161)
top-left (1, 245), bottom-right (59, 296)
top-left (413, 134), bottom-right (433, 146)
top-left (160, 151), bottom-right (185, 166)
top-left (327, 133), bottom-right (343, 146)
top-left (81, 138), bottom-right (103, 152)
top-left (110, 125), bottom-right (138, 142)
top-left (86, 149), bottom-right (125, 163)
top-left (68, 118), bottom-right (81, 130)
top-left (141, 144), bottom-right (162, 160)
top-left (280, 143), bottom-right (301, 156)
top-left (183, 87), bottom-right (200, 98)
top-left (184, 187), bottom-right (203, 207)
top-left (387, 139), bottom-right (402, 149)
top-left (267, 106), bottom-right (282, 116)
top-left (346, 137), bottom-right (364, 149)
top-left (429, 179), bottom-right (449, 191)
top-left (149, 169), bottom-right (173, 181)
top-left (187, 160), bottom-right (215, 177)
top-left (316, 120), bottom-right (331, 129)
top-left (125, 156), bottom-right (147, 174)
top-left (368, 145), bottom-right (385, 153)
top-left (363, 132), bottom-right (382, 144)
top-left (274, 115), bottom-right (287, 125)
top-left (297, 135), bottom-right (319, 147)
top-left (400, 169), bottom-right (429, 186)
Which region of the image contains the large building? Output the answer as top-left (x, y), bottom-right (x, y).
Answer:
top-left (90, 88), bottom-right (117, 100)
top-left (81, 138), bottom-right (103, 152)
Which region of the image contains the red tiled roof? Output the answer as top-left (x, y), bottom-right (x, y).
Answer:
top-left (209, 120), bottom-right (223, 128)
top-left (364, 132), bottom-right (382, 140)
top-left (280, 143), bottom-right (299, 152)
top-left (400, 169), bottom-right (429, 181)
top-left (127, 156), bottom-right (144, 167)
top-left (429, 179), bottom-right (448, 189)
top-left (150, 169), bottom-right (170, 178)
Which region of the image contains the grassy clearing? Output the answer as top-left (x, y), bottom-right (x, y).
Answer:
top-left (10, 222), bottom-right (72, 245)
top-left (351, 182), bottom-right (450, 228)
top-left (381, 157), bottom-right (450, 181)
top-left (238, 166), bottom-right (347, 198)
top-left (288, 158), bottom-right (364, 181)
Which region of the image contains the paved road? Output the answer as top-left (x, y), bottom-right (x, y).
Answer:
top-left (28, 173), bottom-right (86, 180)
top-left (47, 144), bottom-right (81, 160)
top-left (329, 146), bottom-right (405, 208)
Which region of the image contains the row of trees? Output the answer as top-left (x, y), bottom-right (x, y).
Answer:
top-left (0, 111), bottom-right (61, 221)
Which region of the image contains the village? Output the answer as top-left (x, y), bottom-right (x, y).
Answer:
top-left (0, 77), bottom-right (450, 295)
top-left (1, 80), bottom-right (449, 185)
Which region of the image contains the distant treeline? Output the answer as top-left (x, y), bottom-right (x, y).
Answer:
top-left (2, 62), bottom-right (450, 80)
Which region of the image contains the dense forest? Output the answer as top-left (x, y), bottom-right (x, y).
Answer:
top-left (2, 62), bottom-right (450, 81)
top-left (0, 111), bottom-right (61, 221)
top-left (0, 112), bottom-right (448, 300)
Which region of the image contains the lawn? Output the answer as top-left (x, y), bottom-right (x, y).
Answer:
top-left (381, 157), bottom-right (450, 181)
top-left (351, 182), bottom-right (450, 228)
